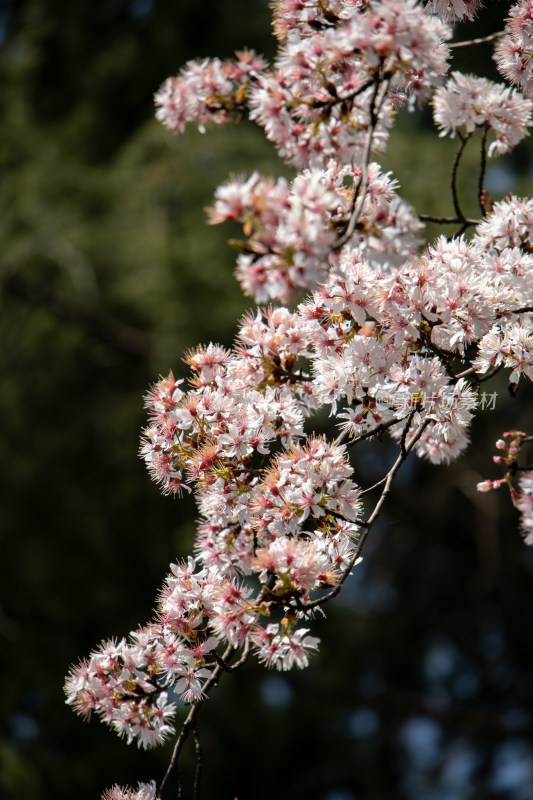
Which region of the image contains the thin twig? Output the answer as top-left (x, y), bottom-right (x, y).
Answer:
top-left (305, 416), bottom-right (431, 609)
top-left (501, 305), bottom-right (533, 316)
top-left (360, 475), bottom-right (388, 496)
top-left (478, 365), bottom-right (504, 384)
top-left (334, 415), bottom-right (398, 447)
top-left (451, 132), bottom-right (471, 223)
top-left (193, 725), bottom-right (202, 800)
top-left (159, 700), bottom-right (203, 798)
top-left (478, 124), bottom-right (489, 216)
top-left (399, 408), bottom-right (417, 458)
top-left (455, 366), bottom-right (475, 380)
top-left (418, 213), bottom-right (480, 225)
top-left (311, 79), bottom-right (374, 110)
top-left (334, 76), bottom-right (390, 250)
top-left (450, 31), bottom-right (503, 50)
top-left (343, 415), bottom-right (408, 448)
top-left (158, 642), bottom-right (250, 798)
top-left (158, 650), bottom-right (227, 798)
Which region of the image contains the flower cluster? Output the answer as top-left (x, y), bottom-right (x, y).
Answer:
top-left (64, 560), bottom-right (251, 748)
top-left (64, 632), bottom-right (177, 749)
top-left (302, 281), bottom-right (478, 463)
top-left (102, 782), bottom-right (160, 800)
top-left (300, 236), bottom-right (532, 451)
top-left (425, 0), bottom-right (481, 21)
top-left (65, 548), bottom-right (338, 748)
top-left (474, 320), bottom-right (533, 383)
top-left (271, 0), bottom-right (363, 43)
top-left (474, 195), bottom-right (533, 251)
top-left (495, 1), bottom-right (533, 98)
top-left (477, 432), bottom-right (533, 545)
top-left (141, 337), bottom-right (362, 576)
top-left (517, 472), bottom-right (533, 543)
top-left (68, 1), bottom-right (533, 794)
top-left (251, 0), bottom-right (450, 166)
top-left (433, 72), bottom-right (533, 156)
top-left (251, 623), bottom-right (320, 670)
top-left (154, 50), bottom-right (267, 133)
top-left (209, 161), bottom-right (422, 302)
top-left (156, 0), bottom-right (450, 168)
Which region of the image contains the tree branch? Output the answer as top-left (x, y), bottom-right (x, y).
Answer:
top-left (304, 415), bottom-right (431, 609)
top-left (334, 76), bottom-right (390, 250)
top-left (478, 124), bottom-right (489, 216)
top-left (418, 213), bottom-right (480, 225)
top-left (451, 132), bottom-right (471, 224)
top-left (193, 724), bottom-right (202, 800)
top-left (450, 31), bottom-right (503, 50)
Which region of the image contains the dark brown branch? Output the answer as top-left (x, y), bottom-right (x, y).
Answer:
top-left (158, 642), bottom-right (250, 798)
top-left (501, 305), bottom-right (533, 316)
top-left (478, 365), bottom-right (504, 384)
top-left (304, 415), bottom-right (431, 609)
top-left (193, 725), bottom-right (202, 800)
top-left (399, 408), bottom-right (417, 458)
top-left (360, 475), bottom-right (388, 496)
top-left (451, 132), bottom-right (471, 224)
top-left (159, 697), bottom-right (204, 798)
top-left (334, 76), bottom-right (390, 250)
top-left (455, 366), bottom-right (475, 380)
top-left (158, 652), bottom-right (227, 798)
top-left (478, 124), bottom-right (489, 216)
top-left (339, 414), bottom-right (408, 448)
top-left (311, 79), bottom-right (374, 110)
top-left (418, 213), bottom-right (480, 225)
top-left (213, 641), bottom-right (250, 672)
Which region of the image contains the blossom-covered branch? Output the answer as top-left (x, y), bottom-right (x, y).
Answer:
top-left (65, 2), bottom-right (533, 797)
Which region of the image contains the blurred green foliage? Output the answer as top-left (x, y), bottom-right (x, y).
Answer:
top-left (2, 2), bottom-right (533, 799)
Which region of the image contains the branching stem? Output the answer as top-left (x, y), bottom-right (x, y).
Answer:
top-left (451, 132), bottom-right (471, 224)
top-left (334, 75), bottom-right (390, 250)
top-left (450, 31), bottom-right (503, 50)
top-left (158, 644), bottom-right (249, 799)
top-left (305, 415), bottom-right (431, 610)
top-left (478, 124), bottom-right (489, 216)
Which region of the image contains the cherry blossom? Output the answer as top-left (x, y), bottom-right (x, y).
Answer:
top-left (64, 634), bottom-right (177, 749)
top-left (155, 50), bottom-right (267, 134)
top-left (67, 2), bottom-right (533, 796)
top-left (209, 160), bottom-right (421, 303)
top-left (433, 72), bottom-right (533, 156)
top-left (102, 782), bottom-right (161, 800)
top-left (517, 472), bottom-right (533, 544)
top-left (495, 1), bottom-right (533, 99)
top-left (251, 623), bottom-right (321, 670)
top-left (424, 0), bottom-right (481, 21)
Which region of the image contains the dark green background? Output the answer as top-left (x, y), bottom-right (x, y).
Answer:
top-left (2, 1), bottom-right (533, 798)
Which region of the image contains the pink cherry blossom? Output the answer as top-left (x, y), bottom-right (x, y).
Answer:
top-left (433, 72), bottom-right (533, 156)
top-left (517, 472), bottom-right (533, 544)
top-left (495, 1), bottom-right (533, 99)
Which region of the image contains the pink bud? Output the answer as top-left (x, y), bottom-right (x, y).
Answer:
top-left (477, 480), bottom-right (494, 492)
top-left (495, 439), bottom-right (507, 451)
